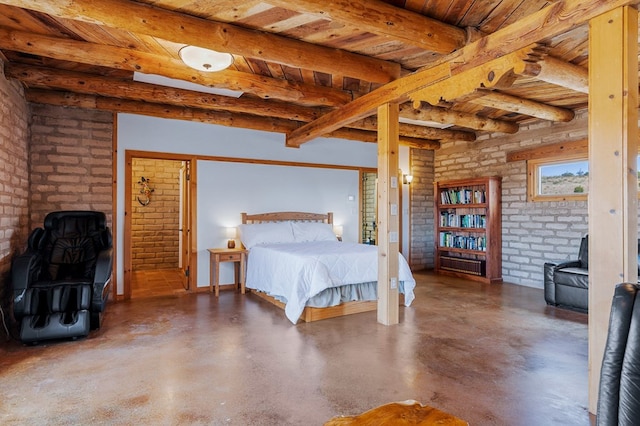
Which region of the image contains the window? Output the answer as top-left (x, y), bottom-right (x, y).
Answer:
top-left (528, 155), bottom-right (640, 202)
top-left (528, 156), bottom-right (588, 201)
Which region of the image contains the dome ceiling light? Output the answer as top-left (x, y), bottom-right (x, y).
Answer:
top-left (179, 45), bottom-right (234, 72)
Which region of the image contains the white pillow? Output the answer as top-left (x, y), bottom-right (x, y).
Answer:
top-left (291, 222), bottom-right (337, 242)
top-left (238, 222), bottom-right (295, 249)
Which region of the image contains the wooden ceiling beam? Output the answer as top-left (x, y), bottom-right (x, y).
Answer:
top-left (470, 90), bottom-right (575, 122)
top-left (285, 0), bottom-right (636, 147)
top-left (0, 0), bottom-right (400, 84)
top-left (407, 45), bottom-right (547, 106)
top-left (265, 0), bottom-right (467, 53)
top-left (350, 117), bottom-right (475, 142)
top-left (399, 103), bottom-right (519, 134)
top-left (8, 64), bottom-right (442, 141)
top-left (5, 63), bottom-right (326, 122)
top-left (537, 56), bottom-right (589, 93)
top-left (10, 64), bottom-right (446, 141)
top-left (0, 27), bottom-right (351, 107)
top-left (24, 89), bottom-right (440, 149)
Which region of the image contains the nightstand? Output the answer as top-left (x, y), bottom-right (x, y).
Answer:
top-left (207, 248), bottom-right (248, 297)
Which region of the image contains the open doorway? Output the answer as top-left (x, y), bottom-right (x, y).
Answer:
top-left (360, 169), bottom-right (406, 252)
top-left (124, 152), bottom-right (194, 299)
top-left (361, 171), bottom-right (377, 244)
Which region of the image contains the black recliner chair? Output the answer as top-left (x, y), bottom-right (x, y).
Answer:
top-left (12, 211), bottom-right (113, 343)
top-left (597, 282), bottom-right (640, 425)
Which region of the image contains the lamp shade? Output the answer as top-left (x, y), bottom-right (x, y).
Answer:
top-left (333, 225), bottom-right (344, 237)
top-left (226, 227), bottom-right (238, 239)
top-left (179, 45), bottom-right (234, 72)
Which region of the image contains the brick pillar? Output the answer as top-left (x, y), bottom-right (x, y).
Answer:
top-left (29, 104), bottom-right (113, 227)
top-left (0, 62), bottom-right (30, 328)
top-left (409, 148), bottom-right (435, 270)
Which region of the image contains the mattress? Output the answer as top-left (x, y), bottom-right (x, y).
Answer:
top-left (245, 241), bottom-right (416, 323)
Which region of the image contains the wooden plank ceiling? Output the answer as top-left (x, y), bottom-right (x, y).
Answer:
top-left (0, 0), bottom-right (629, 148)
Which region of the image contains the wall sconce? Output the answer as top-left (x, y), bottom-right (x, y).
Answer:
top-left (403, 174), bottom-right (414, 185)
top-left (226, 227), bottom-right (237, 249)
top-left (333, 225), bottom-right (344, 242)
top-left (179, 45), bottom-right (234, 72)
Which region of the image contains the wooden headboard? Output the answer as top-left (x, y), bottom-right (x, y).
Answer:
top-left (241, 211), bottom-right (333, 224)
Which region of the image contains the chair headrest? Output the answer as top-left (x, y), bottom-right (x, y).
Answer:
top-left (44, 211), bottom-right (107, 232)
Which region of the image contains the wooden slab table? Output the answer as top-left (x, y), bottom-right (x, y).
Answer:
top-left (324, 400), bottom-right (468, 425)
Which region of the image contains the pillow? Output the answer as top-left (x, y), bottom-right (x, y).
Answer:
top-left (291, 222), bottom-right (337, 242)
top-left (238, 222), bottom-right (295, 249)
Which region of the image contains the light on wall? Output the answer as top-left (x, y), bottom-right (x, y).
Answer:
top-left (179, 45), bottom-right (234, 72)
top-left (226, 227), bottom-right (237, 249)
top-left (403, 174), bottom-right (414, 185)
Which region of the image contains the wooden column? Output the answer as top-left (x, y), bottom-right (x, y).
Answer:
top-left (588, 6), bottom-right (638, 414)
top-left (377, 102), bottom-right (400, 325)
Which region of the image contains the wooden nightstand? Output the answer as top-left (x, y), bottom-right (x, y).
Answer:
top-left (207, 248), bottom-right (248, 297)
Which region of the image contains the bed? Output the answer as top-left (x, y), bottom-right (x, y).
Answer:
top-left (240, 211), bottom-right (416, 323)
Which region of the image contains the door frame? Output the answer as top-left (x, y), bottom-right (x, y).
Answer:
top-left (123, 150), bottom-right (198, 299)
top-left (358, 168), bottom-right (410, 258)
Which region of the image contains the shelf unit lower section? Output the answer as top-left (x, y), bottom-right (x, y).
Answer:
top-left (435, 249), bottom-right (502, 284)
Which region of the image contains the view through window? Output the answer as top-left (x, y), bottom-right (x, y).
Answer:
top-left (533, 156), bottom-right (640, 200)
top-left (538, 159), bottom-right (589, 196)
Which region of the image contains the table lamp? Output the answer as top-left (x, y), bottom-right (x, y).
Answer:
top-left (226, 227), bottom-right (237, 249)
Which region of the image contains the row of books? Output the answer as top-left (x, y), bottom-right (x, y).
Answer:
top-left (440, 188), bottom-right (486, 205)
top-left (439, 212), bottom-right (486, 228)
top-left (439, 232), bottom-right (487, 251)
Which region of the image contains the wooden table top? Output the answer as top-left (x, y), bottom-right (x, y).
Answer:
top-left (324, 400), bottom-right (468, 426)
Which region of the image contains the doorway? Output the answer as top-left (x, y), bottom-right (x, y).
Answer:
top-left (124, 152), bottom-right (195, 299)
top-left (361, 171), bottom-right (377, 244)
top-left (360, 169), bottom-right (406, 252)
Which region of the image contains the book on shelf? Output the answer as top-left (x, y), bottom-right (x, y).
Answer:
top-left (439, 211), bottom-right (486, 228)
top-left (439, 232), bottom-right (487, 251)
top-left (440, 187), bottom-right (486, 205)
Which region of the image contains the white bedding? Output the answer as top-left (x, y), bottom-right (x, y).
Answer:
top-left (245, 241), bottom-right (416, 323)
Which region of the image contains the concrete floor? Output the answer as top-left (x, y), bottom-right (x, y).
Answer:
top-left (0, 271), bottom-right (591, 425)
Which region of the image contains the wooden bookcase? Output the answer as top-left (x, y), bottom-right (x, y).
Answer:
top-left (434, 176), bottom-right (502, 283)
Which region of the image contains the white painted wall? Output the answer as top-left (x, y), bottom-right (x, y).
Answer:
top-left (117, 114), bottom-right (412, 292)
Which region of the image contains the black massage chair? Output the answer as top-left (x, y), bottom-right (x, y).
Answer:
top-left (11, 211), bottom-right (113, 343)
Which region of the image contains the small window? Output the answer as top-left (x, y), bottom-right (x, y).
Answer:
top-left (528, 157), bottom-right (589, 201)
top-left (528, 155), bottom-right (640, 202)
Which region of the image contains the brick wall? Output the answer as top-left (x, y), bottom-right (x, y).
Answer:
top-left (434, 109), bottom-right (590, 287)
top-left (29, 104), bottom-right (113, 227)
top-left (0, 62), bottom-right (30, 324)
top-left (409, 148), bottom-right (435, 270)
top-left (131, 158), bottom-right (181, 270)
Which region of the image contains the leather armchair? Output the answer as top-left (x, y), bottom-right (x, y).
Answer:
top-left (544, 235), bottom-right (589, 312)
top-left (12, 211), bottom-right (113, 343)
top-left (597, 282), bottom-right (640, 425)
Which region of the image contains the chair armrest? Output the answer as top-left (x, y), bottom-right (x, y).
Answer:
top-left (543, 262), bottom-right (558, 305)
top-left (91, 247), bottom-right (113, 312)
top-left (543, 259), bottom-right (583, 305)
top-left (11, 252), bottom-right (42, 318)
top-left (553, 259), bottom-right (582, 270)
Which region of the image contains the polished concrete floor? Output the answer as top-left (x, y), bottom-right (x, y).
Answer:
top-left (0, 271), bottom-right (591, 425)
top-left (131, 268), bottom-right (187, 299)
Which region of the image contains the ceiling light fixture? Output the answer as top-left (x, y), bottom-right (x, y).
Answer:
top-left (179, 45), bottom-right (234, 72)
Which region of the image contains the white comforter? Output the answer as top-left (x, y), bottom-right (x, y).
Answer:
top-left (245, 241), bottom-right (416, 323)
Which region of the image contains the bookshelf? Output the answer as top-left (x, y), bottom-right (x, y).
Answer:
top-left (434, 176), bottom-right (502, 283)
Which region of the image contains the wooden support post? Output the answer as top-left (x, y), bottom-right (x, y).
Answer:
top-left (588, 6), bottom-right (638, 414)
top-left (377, 102), bottom-right (400, 325)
